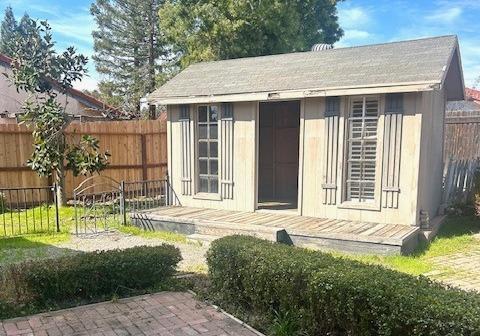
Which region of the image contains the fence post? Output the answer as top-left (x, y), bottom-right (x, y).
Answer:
top-left (53, 183), bottom-right (60, 233)
top-left (165, 171), bottom-right (170, 206)
top-left (120, 181), bottom-right (127, 226)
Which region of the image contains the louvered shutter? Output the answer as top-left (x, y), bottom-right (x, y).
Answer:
top-left (220, 103), bottom-right (234, 199)
top-left (322, 97), bottom-right (340, 204)
top-left (346, 97), bottom-right (379, 202)
top-left (179, 105), bottom-right (192, 195)
top-left (382, 93), bottom-right (403, 208)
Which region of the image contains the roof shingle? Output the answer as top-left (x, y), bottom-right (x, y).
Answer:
top-left (150, 35), bottom-right (458, 101)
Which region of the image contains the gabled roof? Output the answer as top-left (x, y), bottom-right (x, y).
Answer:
top-left (149, 35), bottom-right (464, 105)
top-left (0, 52), bottom-right (121, 115)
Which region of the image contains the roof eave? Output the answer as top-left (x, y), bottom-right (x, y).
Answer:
top-left (149, 81), bottom-right (440, 105)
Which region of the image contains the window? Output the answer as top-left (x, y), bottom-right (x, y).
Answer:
top-left (325, 96), bottom-right (340, 116)
top-left (385, 93), bottom-right (403, 114)
top-left (345, 97), bottom-right (379, 202)
top-left (197, 105), bottom-right (219, 194)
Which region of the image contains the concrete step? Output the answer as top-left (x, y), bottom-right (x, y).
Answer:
top-left (187, 233), bottom-right (220, 244)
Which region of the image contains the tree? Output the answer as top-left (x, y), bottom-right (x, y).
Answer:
top-left (91, 0), bottom-right (168, 117)
top-left (0, 6), bottom-right (18, 56)
top-left (5, 19), bottom-right (109, 205)
top-left (159, 0), bottom-right (344, 68)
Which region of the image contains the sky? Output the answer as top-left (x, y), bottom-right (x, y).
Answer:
top-left (0, 0), bottom-right (479, 91)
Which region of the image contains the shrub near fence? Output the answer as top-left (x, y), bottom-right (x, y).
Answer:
top-left (0, 245), bottom-right (182, 319)
top-left (207, 236), bottom-right (480, 336)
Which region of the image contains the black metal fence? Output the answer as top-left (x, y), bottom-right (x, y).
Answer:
top-left (1, 177), bottom-right (179, 238)
top-left (72, 176), bottom-right (179, 235)
top-left (0, 185), bottom-right (60, 237)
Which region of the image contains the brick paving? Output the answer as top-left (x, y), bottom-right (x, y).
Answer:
top-left (426, 236), bottom-right (480, 292)
top-left (0, 292), bottom-right (260, 336)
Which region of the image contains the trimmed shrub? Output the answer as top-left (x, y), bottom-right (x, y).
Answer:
top-left (207, 236), bottom-right (480, 336)
top-left (1, 244), bottom-right (181, 310)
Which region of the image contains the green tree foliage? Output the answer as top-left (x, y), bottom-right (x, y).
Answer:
top-left (5, 19), bottom-right (109, 204)
top-left (159, 0), bottom-right (344, 68)
top-left (91, 0), bottom-right (169, 117)
top-left (0, 7), bottom-right (37, 57)
top-left (0, 6), bottom-right (18, 56)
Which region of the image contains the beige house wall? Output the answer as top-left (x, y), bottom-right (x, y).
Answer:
top-left (167, 90), bottom-right (446, 226)
top-left (0, 63), bottom-right (102, 118)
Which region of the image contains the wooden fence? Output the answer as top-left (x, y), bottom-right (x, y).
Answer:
top-left (443, 110), bottom-right (480, 204)
top-left (0, 120), bottom-right (167, 203)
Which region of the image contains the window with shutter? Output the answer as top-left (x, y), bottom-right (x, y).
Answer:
top-left (345, 97), bottom-right (379, 202)
top-left (197, 105), bottom-right (219, 194)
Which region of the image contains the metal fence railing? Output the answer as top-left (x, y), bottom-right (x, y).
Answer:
top-left (1, 176), bottom-right (179, 238)
top-left (0, 185), bottom-right (60, 237)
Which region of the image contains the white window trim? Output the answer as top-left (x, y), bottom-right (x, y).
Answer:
top-left (193, 104), bottom-right (222, 199)
top-left (338, 95), bottom-right (384, 211)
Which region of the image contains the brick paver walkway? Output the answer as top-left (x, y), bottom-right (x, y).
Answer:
top-left (427, 245), bottom-right (480, 292)
top-left (0, 292), bottom-right (260, 336)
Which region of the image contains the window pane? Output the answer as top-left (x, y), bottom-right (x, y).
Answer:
top-left (210, 124), bottom-right (218, 139)
top-left (210, 159), bottom-right (218, 175)
top-left (210, 177), bottom-right (218, 193)
top-left (199, 142), bottom-right (208, 157)
top-left (199, 159), bottom-right (208, 174)
top-left (199, 177), bottom-right (208, 193)
top-left (199, 106), bottom-right (208, 122)
top-left (210, 142), bottom-right (218, 157)
top-left (209, 106), bottom-right (218, 122)
top-left (198, 124), bottom-right (208, 139)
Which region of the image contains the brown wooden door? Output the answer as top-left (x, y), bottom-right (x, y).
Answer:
top-left (259, 101), bottom-right (300, 202)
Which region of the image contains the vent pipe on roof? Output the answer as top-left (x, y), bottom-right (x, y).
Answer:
top-left (311, 43), bottom-right (333, 51)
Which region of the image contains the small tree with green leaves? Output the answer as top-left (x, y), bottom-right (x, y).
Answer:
top-left (5, 19), bottom-right (109, 205)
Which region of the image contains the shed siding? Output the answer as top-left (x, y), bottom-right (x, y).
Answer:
top-left (167, 102), bottom-right (257, 211)
top-left (167, 91), bottom-right (444, 226)
top-left (415, 90), bottom-right (446, 223)
top-left (301, 93), bottom-right (423, 225)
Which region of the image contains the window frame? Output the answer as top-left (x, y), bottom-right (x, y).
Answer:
top-left (339, 95), bottom-right (384, 211)
top-left (194, 104), bottom-right (221, 199)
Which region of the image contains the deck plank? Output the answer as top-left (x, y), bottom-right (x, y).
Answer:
top-left (141, 206), bottom-right (418, 252)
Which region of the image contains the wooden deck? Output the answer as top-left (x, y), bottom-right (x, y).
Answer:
top-left (134, 206), bottom-right (420, 254)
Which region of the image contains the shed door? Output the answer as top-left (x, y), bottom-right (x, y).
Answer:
top-left (258, 101), bottom-right (300, 203)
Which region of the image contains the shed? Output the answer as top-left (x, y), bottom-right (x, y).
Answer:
top-left (145, 35), bottom-right (465, 254)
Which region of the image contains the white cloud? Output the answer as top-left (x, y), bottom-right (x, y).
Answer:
top-left (49, 12), bottom-right (94, 45)
top-left (72, 76), bottom-right (98, 92)
top-left (425, 7), bottom-right (462, 23)
top-left (338, 7), bottom-right (370, 30)
top-left (336, 5), bottom-right (374, 47)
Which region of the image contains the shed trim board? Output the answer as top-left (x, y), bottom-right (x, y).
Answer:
top-left (150, 82), bottom-right (438, 105)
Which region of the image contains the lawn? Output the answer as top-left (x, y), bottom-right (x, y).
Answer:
top-left (336, 215), bottom-right (480, 275)
top-left (0, 205), bottom-right (188, 265)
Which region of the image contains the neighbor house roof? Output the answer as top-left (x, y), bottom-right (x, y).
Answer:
top-left (149, 35), bottom-right (464, 105)
top-left (446, 88), bottom-right (480, 115)
top-left (466, 88), bottom-right (480, 103)
top-left (0, 53), bottom-right (122, 116)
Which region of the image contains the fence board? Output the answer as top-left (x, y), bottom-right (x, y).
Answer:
top-left (0, 120), bottom-right (167, 203)
top-left (443, 111), bottom-right (480, 204)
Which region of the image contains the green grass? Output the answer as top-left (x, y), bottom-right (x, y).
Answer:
top-left (335, 215), bottom-right (480, 275)
top-left (0, 205), bottom-right (189, 265)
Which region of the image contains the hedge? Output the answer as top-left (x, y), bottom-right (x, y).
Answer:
top-left (0, 244), bottom-right (181, 318)
top-left (207, 236), bottom-right (480, 336)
